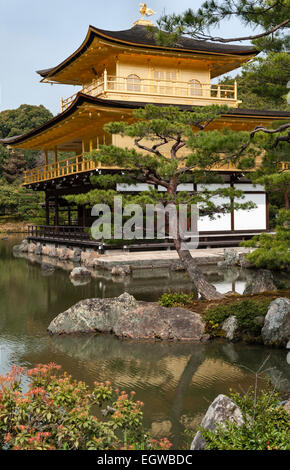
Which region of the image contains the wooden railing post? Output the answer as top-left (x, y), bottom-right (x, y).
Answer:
top-left (104, 69), bottom-right (108, 93)
top-left (234, 80), bottom-right (238, 100)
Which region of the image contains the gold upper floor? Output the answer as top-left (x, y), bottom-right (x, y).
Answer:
top-left (36, 23), bottom-right (255, 112)
top-left (61, 69), bottom-right (239, 112)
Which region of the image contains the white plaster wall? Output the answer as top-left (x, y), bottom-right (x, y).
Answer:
top-left (234, 193), bottom-right (266, 230)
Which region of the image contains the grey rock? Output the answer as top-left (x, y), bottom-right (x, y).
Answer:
top-left (111, 265), bottom-right (132, 276)
top-left (239, 254), bottom-right (255, 269)
top-left (13, 239), bottom-right (29, 254)
top-left (191, 394), bottom-right (244, 450)
top-left (70, 267), bottom-right (92, 280)
top-left (35, 244), bottom-right (42, 256)
top-left (170, 261), bottom-right (185, 272)
top-left (221, 316), bottom-right (239, 341)
top-left (47, 292), bottom-right (206, 341)
top-left (243, 269), bottom-right (277, 295)
top-left (73, 248), bottom-right (82, 263)
top-left (261, 297), bottom-right (290, 348)
top-left (223, 248), bottom-right (240, 267)
top-left (41, 263), bottom-right (55, 273)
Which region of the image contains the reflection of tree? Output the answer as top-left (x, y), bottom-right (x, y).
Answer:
top-left (170, 346), bottom-right (205, 436)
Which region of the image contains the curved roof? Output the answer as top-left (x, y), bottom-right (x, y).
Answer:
top-left (1, 93), bottom-right (289, 148)
top-left (37, 24), bottom-right (257, 80)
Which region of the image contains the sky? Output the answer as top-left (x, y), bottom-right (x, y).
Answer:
top-left (0, 0), bottom-right (256, 115)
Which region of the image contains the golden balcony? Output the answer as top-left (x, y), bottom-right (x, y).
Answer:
top-left (60, 71), bottom-right (239, 112)
top-left (23, 154), bottom-right (245, 186)
top-left (24, 154), bottom-right (97, 185)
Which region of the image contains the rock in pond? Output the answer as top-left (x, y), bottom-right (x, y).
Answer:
top-left (262, 297), bottom-right (290, 348)
top-left (41, 263), bottom-right (55, 274)
top-left (243, 269), bottom-right (277, 295)
top-left (111, 265), bottom-right (132, 276)
top-left (191, 394), bottom-right (244, 450)
top-left (47, 292), bottom-right (206, 341)
top-left (70, 267), bottom-right (92, 280)
top-left (13, 239), bottom-right (29, 254)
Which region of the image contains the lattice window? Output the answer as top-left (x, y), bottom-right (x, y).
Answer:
top-left (126, 74), bottom-right (141, 92)
top-left (189, 79), bottom-right (202, 96)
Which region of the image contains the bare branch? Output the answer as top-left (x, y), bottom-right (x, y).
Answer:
top-left (188, 18), bottom-right (290, 43)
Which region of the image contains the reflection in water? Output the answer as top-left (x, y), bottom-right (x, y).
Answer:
top-left (0, 237), bottom-right (289, 447)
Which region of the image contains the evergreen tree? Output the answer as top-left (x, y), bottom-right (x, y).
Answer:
top-left (219, 53), bottom-right (290, 111)
top-left (66, 104), bottom-right (260, 300)
top-left (156, 0), bottom-right (289, 51)
top-left (2, 152), bottom-right (26, 184)
top-left (0, 104), bottom-right (53, 175)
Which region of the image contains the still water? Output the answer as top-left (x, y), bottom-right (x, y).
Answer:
top-left (0, 236), bottom-right (289, 447)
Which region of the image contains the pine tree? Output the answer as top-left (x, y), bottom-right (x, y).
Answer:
top-left (66, 104), bottom-right (261, 300)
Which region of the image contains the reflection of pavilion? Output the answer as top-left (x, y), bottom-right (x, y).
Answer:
top-left (14, 249), bottom-right (251, 298)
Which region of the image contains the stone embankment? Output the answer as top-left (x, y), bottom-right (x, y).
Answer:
top-left (13, 239), bottom-right (253, 273)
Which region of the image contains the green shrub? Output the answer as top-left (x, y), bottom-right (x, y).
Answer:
top-left (204, 299), bottom-right (270, 336)
top-left (241, 209), bottom-right (290, 271)
top-left (200, 389), bottom-right (290, 450)
top-left (0, 364), bottom-right (172, 451)
top-left (158, 290), bottom-right (197, 307)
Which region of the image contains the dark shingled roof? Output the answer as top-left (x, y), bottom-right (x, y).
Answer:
top-left (1, 94), bottom-right (289, 147)
top-left (37, 24), bottom-right (257, 78)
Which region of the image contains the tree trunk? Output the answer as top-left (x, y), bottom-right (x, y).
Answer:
top-left (174, 236), bottom-right (223, 300)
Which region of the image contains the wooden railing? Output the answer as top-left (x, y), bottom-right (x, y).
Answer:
top-left (60, 71), bottom-right (238, 112)
top-left (24, 152), bottom-right (250, 185)
top-left (28, 225), bottom-right (90, 241)
top-left (280, 162), bottom-right (290, 171)
top-left (24, 154), bottom-right (97, 185)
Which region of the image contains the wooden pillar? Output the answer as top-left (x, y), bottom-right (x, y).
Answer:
top-left (55, 194), bottom-right (59, 227)
top-left (54, 147), bottom-right (58, 178)
top-left (68, 205), bottom-right (71, 226)
top-left (44, 150), bottom-right (48, 166)
top-left (45, 192), bottom-right (50, 226)
top-left (77, 205), bottom-right (82, 226)
top-left (82, 205), bottom-right (86, 228)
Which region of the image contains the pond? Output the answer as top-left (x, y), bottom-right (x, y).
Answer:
top-left (0, 236), bottom-right (289, 448)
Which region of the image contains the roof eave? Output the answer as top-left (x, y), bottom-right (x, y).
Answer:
top-left (36, 25), bottom-right (258, 81)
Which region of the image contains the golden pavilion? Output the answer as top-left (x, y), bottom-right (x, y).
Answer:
top-left (2, 10), bottom-right (290, 247)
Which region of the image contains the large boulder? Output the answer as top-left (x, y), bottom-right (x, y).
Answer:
top-left (47, 292), bottom-right (206, 341)
top-left (243, 269), bottom-right (276, 295)
top-left (261, 297), bottom-right (290, 348)
top-left (191, 394), bottom-right (244, 450)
